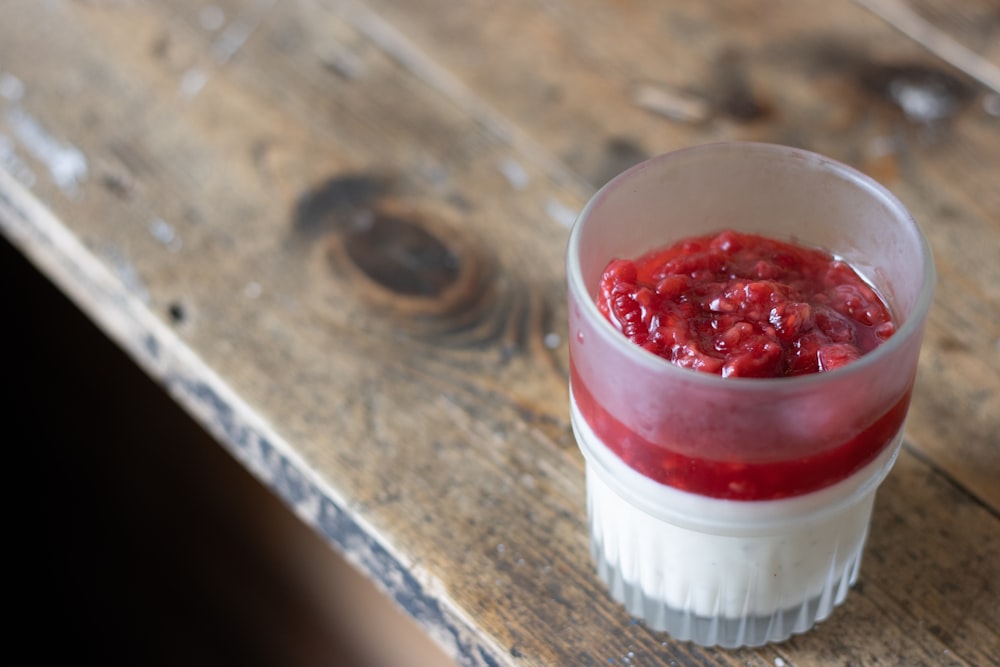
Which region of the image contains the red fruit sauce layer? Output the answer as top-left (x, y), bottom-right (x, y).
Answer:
top-left (572, 360), bottom-right (912, 499)
top-left (598, 230), bottom-right (896, 378)
top-left (579, 230), bottom-right (907, 500)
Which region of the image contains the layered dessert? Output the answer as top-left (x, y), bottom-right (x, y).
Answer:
top-left (571, 230), bottom-right (907, 646)
top-left (566, 143), bottom-right (933, 648)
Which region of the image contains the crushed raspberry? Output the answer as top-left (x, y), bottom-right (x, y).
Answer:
top-left (597, 231), bottom-right (895, 378)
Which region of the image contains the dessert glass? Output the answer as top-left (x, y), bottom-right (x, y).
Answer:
top-left (566, 142), bottom-right (934, 647)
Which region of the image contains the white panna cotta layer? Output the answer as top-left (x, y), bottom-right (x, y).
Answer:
top-left (570, 393), bottom-right (902, 646)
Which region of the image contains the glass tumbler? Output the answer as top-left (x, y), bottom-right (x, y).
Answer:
top-left (566, 143), bottom-right (934, 647)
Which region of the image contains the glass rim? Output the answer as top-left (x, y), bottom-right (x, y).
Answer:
top-left (566, 141), bottom-right (936, 391)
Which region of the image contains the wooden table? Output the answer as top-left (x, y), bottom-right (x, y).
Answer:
top-left (3, 1), bottom-right (998, 665)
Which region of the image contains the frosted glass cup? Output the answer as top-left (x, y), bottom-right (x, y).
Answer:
top-left (566, 143), bottom-right (934, 647)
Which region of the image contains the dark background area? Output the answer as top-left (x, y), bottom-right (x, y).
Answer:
top-left (4, 236), bottom-right (414, 666)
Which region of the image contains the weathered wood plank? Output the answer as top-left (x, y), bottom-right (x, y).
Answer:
top-left (856, 0), bottom-right (1000, 92)
top-left (1, 1), bottom-right (998, 666)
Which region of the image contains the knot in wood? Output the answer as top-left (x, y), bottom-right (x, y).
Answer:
top-left (343, 209), bottom-right (459, 298)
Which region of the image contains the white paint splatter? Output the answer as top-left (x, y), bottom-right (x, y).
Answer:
top-left (181, 0), bottom-right (275, 98)
top-left (180, 68), bottom-right (209, 98)
top-left (211, 0), bottom-right (277, 65)
top-left (199, 5), bottom-right (225, 32)
top-left (498, 157), bottom-right (529, 190)
top-left (774, 657), bottom-right (787, 667)
top-left (543, 332), bottom-right (560, 349)
top-left (888, 79), bottom-right (958, 123)
top-left (0, 73), bottom-right (25, 101)
top-left (106, 248), bottom-right (151, 303)
top-left (0, 134), bottom-right (37, 188)
top-left (545, 198), bottom-right (578, 228)
top-left (149, 217), bottom-right (182, 252)
top-left (212, 17), bottom-right (255, 64)
top-left (244, 281), bottom-right (262, 299)
top-left (6, 107), bottom-right (87, 195)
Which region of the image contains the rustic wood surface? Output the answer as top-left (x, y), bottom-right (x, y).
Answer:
top-left (2, 1), bottom-right (998, 665)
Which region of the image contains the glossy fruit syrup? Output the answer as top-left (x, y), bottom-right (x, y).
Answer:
top-left (578, 230), bottom-right (911, 500)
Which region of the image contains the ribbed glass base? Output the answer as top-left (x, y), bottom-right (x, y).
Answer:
top-left (586, 461), bottom-right (872, 647)
top-left (591, 506), bottom-right (863, 647)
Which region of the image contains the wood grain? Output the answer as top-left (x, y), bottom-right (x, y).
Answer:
top-left (1, 1), bottom-right (998, 665)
